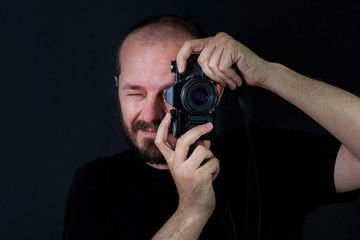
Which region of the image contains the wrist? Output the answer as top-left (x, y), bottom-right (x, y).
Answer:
top-left (176, 204), bottom-right (213, 225)
top-left (259, 62), bottom-right (286, 91)
top-left (151, 204), bottom-right (212, 239)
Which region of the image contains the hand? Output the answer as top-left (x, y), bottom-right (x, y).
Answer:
top-left (155, 113), bottom-right (220, 218)
top-left (177, 32), bottom-right (271, 90)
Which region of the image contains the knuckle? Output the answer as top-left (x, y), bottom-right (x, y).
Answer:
top-left (218, 32), bottom-right (230, 43)
top-left (218, 64), bottom-right (228, 72)
top-left (213, 158), bottom-right (220, 169)
top-left (197, 55), bottom-right (206, 65)
top-left (207, 156), bottom-right (218, 165)
top-left (226, 39), bottom-right (237, 48)
top-left (213, 157), bottom-right (220, 165)
top-left (215, 32), bottom-right (227, 38)
top-left (196, 145), bottom-right (207, 157)
top-left (208, 61), bottom-right (217, 70)
top-left (154, 137), bottom-right (161, 147)
top-left (176, 136), bottom-right (189, 147)
top-left (183, 40), bottom-right (193, 50)
top-left (205, 140), bottom-right (211, 149)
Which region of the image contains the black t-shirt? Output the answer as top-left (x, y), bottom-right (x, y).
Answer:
top-left (63, 126), bottom-right (355, 239)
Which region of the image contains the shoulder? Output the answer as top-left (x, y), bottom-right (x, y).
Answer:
top-left (79, 150), bottom-right (134, 171)
top-left (220, 125), bottom-right (340, 154)
top-left (74, 150), bottom-right (136, 184)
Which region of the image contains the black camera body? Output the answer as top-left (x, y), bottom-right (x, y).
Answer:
top-left (165, 55), bottom-right (218, 140)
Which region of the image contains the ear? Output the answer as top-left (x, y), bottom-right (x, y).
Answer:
top-left (216, 84), bottom-right (225, 105)
top-left (115, 76), bottom-right (119, 88)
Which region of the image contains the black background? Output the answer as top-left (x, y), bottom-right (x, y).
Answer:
top-left (1, 0), bottom-right (360, 239)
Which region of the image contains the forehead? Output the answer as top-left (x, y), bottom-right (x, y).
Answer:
top-left (120, 32), bottom-right (188, 60)
top-left (119, 29), bottom-right (194, 64)
top-left (118, 33), bottom-right (191, 88)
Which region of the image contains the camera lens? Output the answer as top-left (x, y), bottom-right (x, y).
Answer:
top-left (192, 88), bottom-right (208, 105)
top-left (181, 79), bottom-right (218, 114)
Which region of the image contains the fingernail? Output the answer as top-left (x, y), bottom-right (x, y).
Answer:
top-left (178, 64), bottom-right (184, 73)
top-left (205, 122), bottom-right (213, 129)
top-left (165, 113), bottom-right (170, 120)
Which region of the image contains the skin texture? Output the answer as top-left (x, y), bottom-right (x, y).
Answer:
top-left (116, 32), bottom-right (223, 167)
top-left (117, 30), bottom-right (360, 239)
top-left (116, 33), bottom-right (182, 167)
top-left (116, 31), bottom-right (222, 239)
top-left (176, 32), bottom-right (360, 193)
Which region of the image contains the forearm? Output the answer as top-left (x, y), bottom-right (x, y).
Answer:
top-left (152, 208), bottom-right (209, 240)
top-left (263, 63), bottom-right (360, 158)
top-left (175, 33), bottom-right (360, 191)
top-left (154, 116), bottom-right (219, 239)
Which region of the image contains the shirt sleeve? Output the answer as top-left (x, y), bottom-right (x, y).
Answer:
top-left (214, 126), bottom-right (344, 213)
top-left (251, 127), bottom-right (341, 212)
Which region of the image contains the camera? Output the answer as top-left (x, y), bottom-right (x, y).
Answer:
top-left (165, 55), bottom-right (218, 140)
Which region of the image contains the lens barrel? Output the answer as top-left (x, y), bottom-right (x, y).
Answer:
top-left (180, 78), bottom-right (218, 114)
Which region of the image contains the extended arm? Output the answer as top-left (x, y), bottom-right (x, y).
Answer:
top-left (262, 63), bottom-right (360, 192)
top-left (177, 32), bottom-right (360, 193)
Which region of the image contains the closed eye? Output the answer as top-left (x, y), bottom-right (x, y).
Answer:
top-left (126, 93), bottom-right (146, 98)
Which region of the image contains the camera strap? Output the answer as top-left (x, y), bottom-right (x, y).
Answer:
top-left (237, 85), bottom-right (261, 240)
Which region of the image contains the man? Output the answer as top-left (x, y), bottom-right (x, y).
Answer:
top-left (63, 15), bottom-right (360, 239)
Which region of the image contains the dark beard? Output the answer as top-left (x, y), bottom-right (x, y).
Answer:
top-left (118, 107), bottom-right (167, 165)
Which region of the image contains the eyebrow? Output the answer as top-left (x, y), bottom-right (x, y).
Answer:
top-left (122, 83), bottom-right (174, 91)
top-left (122, 84), bottom-right (145, 91)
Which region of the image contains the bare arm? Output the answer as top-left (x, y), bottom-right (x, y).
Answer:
top-left (153, 114), bottom-right (220, 239)
top-left (264, 64), bottom-right (360, 192)
top-left (151, 207), bottom-right (209, 239)
top-left (176, 32), bottom-right (360, 193)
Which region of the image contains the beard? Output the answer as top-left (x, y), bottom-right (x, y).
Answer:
top-left (118, 108), bottom-right (167, 165)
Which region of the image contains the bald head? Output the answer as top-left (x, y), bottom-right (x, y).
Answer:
top-left (115, 15), bottom-right (208, 77)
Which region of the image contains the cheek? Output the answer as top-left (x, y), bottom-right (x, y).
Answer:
top-left (119, 96), bottom-right (141, 127)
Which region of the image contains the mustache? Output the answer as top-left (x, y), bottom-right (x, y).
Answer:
top-left (131, 120), bottom-right (161, 133)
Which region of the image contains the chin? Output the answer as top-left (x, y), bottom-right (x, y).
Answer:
top-left (136, 137), bottom-right (167, 165)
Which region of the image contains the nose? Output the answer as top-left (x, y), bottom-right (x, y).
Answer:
top-left (141, 94), bottom-right (172, 123)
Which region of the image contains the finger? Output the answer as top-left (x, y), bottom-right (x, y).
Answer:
top-left (186, 145), bottom-right (214, 168)
top-left (177, 37), bottom-right (212, 73)
top-left (207, 58), bottom-right (237, 90)
top-left (154, 113), bottom-right (173, 161)
top-left (198, 157), bottom-right (220, 181)
top-left (209, 33), bottom-right (243, 87)
top-left (206, 43), bottom-right (240, 89)
top-left (200, 64), bottom-right (227, 88)
top-left (196, 42), bottom-right (220, 84)
top-left (222, 67), bottom-right (244, 87)
top-left (197, 39), bottom-right (216, 65)
top-left (174, 122), bottom-right (214, 165)
top-left (198, 47), bottom-right (231, 89)
top-left (211, 67), bottom-right (238, 90)
top-left (195, 140), bottom-right (211, 149)
top-left (220, 47), bottom-right (244, 86)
